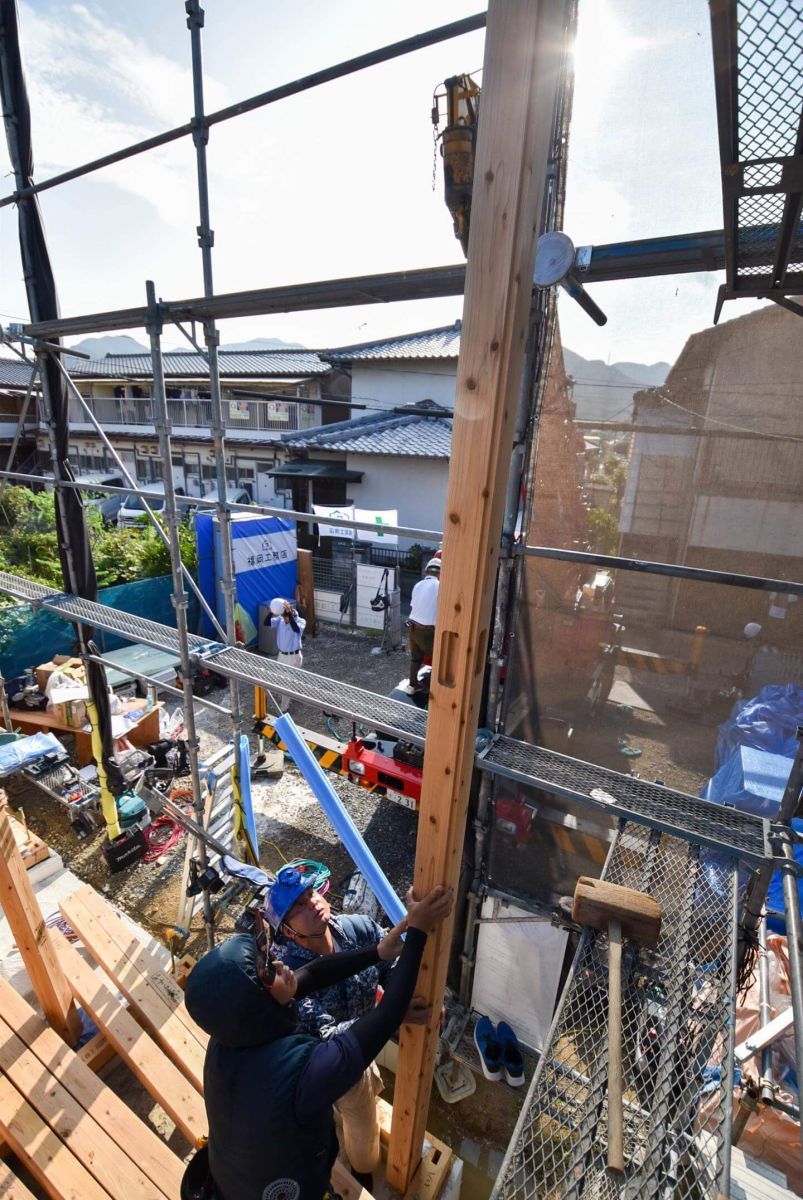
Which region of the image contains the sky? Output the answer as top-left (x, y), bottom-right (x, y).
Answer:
top-left (0, 0), bottom-right (769, 366)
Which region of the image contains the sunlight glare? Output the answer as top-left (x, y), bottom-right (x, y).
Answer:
top-left (572, 0), bottom-right (648, 95)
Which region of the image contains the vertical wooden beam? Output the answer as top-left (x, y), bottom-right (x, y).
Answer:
top-left (385, 0), bottom-right (565, 1188)
top-left (0, 803), bottom-right (82, 1045)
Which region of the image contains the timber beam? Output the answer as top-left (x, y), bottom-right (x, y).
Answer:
top-left (385, 0), bottom-right (566, 1188)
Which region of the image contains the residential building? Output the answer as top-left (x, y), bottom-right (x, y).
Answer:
top-left (35, 349), bottom-right (347, 503)
top-left (617, 305), bottom-right (803, 642)
top-left (0, 358), bottom-right (41, 474)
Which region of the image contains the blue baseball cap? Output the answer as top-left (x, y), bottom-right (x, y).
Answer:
top-left (264, 866), bottom-right (312, 929)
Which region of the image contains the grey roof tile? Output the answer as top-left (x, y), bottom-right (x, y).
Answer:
top-left (281, 400), bottom-right (452, 457)
top-left (66, 350), bottom-right (330, 379)
top-left (322, 322), bottom-right (461, 363)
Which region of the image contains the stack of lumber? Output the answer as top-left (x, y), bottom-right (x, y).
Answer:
top-left (0, 880), bottom-right (454, 1199)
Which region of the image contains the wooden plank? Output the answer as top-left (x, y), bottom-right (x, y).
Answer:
top-left (0, 804), bottom-right (81, 1045)
top-left (297, 548), bottom-right (316, 636)
top-left (0, 1160), bottom-right (38, 1200)
top-left (60, 888), bottom-right (206, 1089)
top-left (0, 1074), bottom-right (111, 1200)
top-left (376, 1100), bottom-right (453, 1200)
top-left (385, 0), bottom-right (565, 1189)
top-left (331, 1160), bottom-right (373, 1200)
top-left (0, 975), bottom-right (184, 1197)
top-left (0, 1013), bottom-right (171, 1200)
top-left (7, 813), bottom-right (50, 871)
top-left (50, 931), bottom-right (207, 1147)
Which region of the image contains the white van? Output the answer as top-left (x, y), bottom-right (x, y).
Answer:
top-left (117, 481), bottom-right (186, 528)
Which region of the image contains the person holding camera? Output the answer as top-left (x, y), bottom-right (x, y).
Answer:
top-left (183, 884), bottom-right (453, 1200)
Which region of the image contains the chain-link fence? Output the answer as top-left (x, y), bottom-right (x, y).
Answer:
top-left (492, 822), bottom-right (738, 1200)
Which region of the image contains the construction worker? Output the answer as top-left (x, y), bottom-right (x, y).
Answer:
top-left (183, 885), bottom-right (453, 1200)
top-left (406, 557), bottom-right (440, 691)
top-left (266, 867), bottom-right (431, 1192)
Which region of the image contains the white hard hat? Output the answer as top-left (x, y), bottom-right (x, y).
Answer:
top-left (425, 558), bottom-right (441, 573)
top-left (269, 598), bottom-right (286, 616)
top-left (744, 622), bottom-right (762, 639)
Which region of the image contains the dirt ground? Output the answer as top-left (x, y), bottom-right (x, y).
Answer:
top-left (3, 621), bottom-right (733, 1198)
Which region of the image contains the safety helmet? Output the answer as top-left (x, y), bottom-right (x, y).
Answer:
top-left (264, 865), bottom-right (312, 929)
top-left (425, 558), bottom-right (441, 574)
top-left (744, 622), bottom-right (762, 639)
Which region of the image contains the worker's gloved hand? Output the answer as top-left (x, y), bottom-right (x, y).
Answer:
top-left (406, 885), bottom-right (454, 934)
top-left (378, 915), bottom-right (409, 962)
top-left (268, 960), bottom-right (298, 1005)
top-left (402, 995), bottom-right (432, 1026)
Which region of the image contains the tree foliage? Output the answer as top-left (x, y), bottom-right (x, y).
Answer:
top-left (0, 485), bottom-right (197, 592)
top-left (586, 506), bottom-right (619, 556)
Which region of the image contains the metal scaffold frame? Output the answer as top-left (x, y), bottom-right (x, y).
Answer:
top-left (0, 0), bottom-right (801, 1194)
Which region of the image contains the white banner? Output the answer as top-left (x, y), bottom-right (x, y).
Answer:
top-left (354, 508), bottom-right (399, 546)
top-left (232, 527), bottom-right (298, 574)
top-left (313, 504), bottom-right (356, 540)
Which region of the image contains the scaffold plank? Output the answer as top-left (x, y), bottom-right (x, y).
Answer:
top-left (0, 569), bottom-right (771, 863)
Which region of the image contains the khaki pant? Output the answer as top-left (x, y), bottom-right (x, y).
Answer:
top-left (334, 1061), bottom-right (383, 1174)
top-left (407, 622), bottom-right (434, 687)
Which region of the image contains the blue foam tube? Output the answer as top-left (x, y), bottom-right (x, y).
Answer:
top-left (274, 713), bottom-right (406, 924)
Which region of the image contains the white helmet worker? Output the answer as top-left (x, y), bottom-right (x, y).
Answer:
top-left (425, 558), bottom-right (441, 574)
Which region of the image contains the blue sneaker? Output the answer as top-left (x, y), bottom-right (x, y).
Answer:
top-left (473, 1016), bottom-right (502, 1081)
top-left (497, 1021), bottom-right (525, 1087)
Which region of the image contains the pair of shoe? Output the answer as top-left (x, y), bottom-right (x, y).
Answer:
top-left (473, 1016), bottom-right (525, 1086)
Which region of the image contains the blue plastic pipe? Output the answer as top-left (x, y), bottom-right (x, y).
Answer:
top-left (274, 713), bottom-right (406, 924)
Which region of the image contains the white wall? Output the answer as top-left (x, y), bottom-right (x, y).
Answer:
top-left (346, 454), bottom-right (447, 549)
top-left (689, 496), bottom-right (803, 557)
top-left (352, 360), bottom-right (456, 415)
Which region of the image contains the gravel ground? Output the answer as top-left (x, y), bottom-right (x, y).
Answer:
top-left (4, 625), bottom-right (418, 952)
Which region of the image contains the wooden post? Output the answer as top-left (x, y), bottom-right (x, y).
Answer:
top-left (296, 547), bottom-right (316, 636)
top-left (385, 0), bottom-right (565, 1188)
top-left (0, 802), bottom-right (82, 1045)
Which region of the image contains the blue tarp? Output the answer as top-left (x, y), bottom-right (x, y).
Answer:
top-left (716, 684), bottom-right (803, 769)
top-left (701, 742), bottom-right (802, 935)
top-left (0, 732), bottom-right (64, 776)
top-left (0, 575), bottom-right (198, 682)
top-left (702, 745), bottom-right (793, 817)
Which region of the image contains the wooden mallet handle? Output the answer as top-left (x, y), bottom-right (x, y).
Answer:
top-left (607, 917), bottom-right (624, 1173)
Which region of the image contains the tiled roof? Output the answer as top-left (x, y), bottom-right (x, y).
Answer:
top-left (0, 358), bottom-right (39, 388)
top-left (322, 322), bottom-right (461, 363)
top-left (281, 400), bottom-right (452, 458)
top-left (63, 350), bottom-right (330, 380)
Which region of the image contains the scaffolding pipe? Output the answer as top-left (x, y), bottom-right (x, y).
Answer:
top-left (0, 468), bottom-right (444, 541)
top-left (0, 12), bottom-right (485, 211)
top-left (524, 544), bottom-right (803, 596)
top-left (187, 0), bottom-right (242, 733)
top-left (757, 915), bottom-right (775, 1106)
top-left (47, 354), bottom-right (227, 641)
top-left (146, 280), bottom-right (215, 950)
top-left (83, 652), bottom-right (232, 716)
top-left (780, 838), bottom-right (803, 1151)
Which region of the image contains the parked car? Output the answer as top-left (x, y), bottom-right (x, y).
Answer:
top-left (186, 486), bottom-right (253, 517)
top-left (117, 481), bottom-right (186, 528)
top-left (76, 472), bottom-right (127, 525)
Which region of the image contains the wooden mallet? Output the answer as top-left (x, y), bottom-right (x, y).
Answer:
top-left (572, 877), bottom-right (662, 1173)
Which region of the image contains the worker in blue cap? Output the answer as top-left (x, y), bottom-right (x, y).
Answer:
top-left (266, 866), bottom-right (430, 1191)
top-left (184, 883), bottom-right (452, 1200)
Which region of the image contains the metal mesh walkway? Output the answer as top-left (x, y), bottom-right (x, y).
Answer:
top-left (492, 824), bottom-right (739, 1200)
top-left (480, 735), bottom-right (770, 864)
top-left (0, 569), bottom-right (772, 861)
